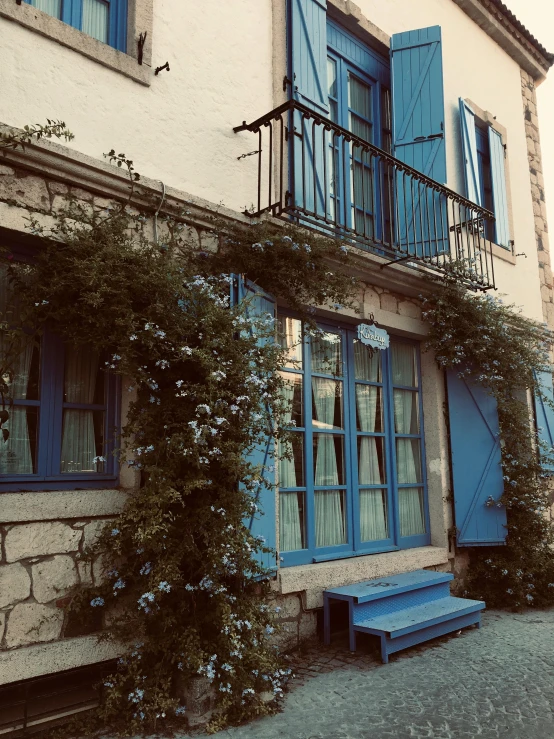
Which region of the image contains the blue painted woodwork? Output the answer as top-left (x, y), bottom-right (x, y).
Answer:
top-left (279, 320), bottom-right (430, 568)
top-left (236, 277), bottom-right (278, 575)
top-left (459, 98), bottom-right (481, 206)
top-left (446, 370), bottom-right (507, 546)
top-left (533, 369), bottom-right (554, 473)
top-left (327, 19), bottom-right (389, 86)
top-left (390, 26), bottom-right (446, 183)
top-left (0, 329), bottom-right (119, 492)
top-left (489, 126), bottom-right (510, 248)
top-left (25, 0), bottom-right (128, 51)
top-left (289, 0), bottom-right (329, 218)
top-left (323, 569), bottom-right (484, 662)
top-left (390, 26), bottom-right (448, 256)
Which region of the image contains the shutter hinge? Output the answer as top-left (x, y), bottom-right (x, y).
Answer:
top-left (283, 75), bottom-right (292, 92)
top-left (138, 31), bottom-right (147, 65)
top-left (284, 126), bottom-right (289, 141)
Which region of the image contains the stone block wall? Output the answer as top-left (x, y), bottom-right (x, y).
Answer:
top-left (0, 517), bottom-right (111, 651)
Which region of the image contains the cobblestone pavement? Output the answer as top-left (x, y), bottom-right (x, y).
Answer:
top-left (183, 608), bottom-right (554, 739)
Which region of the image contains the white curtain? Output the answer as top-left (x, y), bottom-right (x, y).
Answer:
top-left (356, 385), bottom-right (387, 541)
top-left (393, 344), bottom-right (425, 537)
top-left (61, 345), bottom-right (100, 473)
top-left (313, 378), bottom-right (345, 546)
top-left (279, 317), bottom-right (302, 369)
top-left (278, 376), bottom-right (303, 551)
top-left (82, 0), bottom-right (109, 43)
top-left (0, 267), bottom-right (34, 474)
top-left (311, 333), bottom-right (341, 376)
top-left (30, 0), bottom-right (62, 18)
top-left (354, 341), bottom-right (380, 382)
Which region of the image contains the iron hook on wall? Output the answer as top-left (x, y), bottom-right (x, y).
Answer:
top-left (155, 62), bottom-right (170, 75)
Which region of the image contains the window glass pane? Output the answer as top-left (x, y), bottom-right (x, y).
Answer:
top-left (328, 58), bottom-right (338, 123)
top-left (354, 341), bottom-right (381, 381)
top-left (64, 345), bottom-right (104, 404)
top-left (360, 489), bottom-right (388, 541)
top-left (312, 378), bottom-right (343, 430)
top-left (279, 491), bottom-right (305, 551)
top-left (279, 433), bottom-right (304, 488)
top-left (348, 74), bottom-right (372, 124)
top-left (313, 433), bottom-right (344, 486)
top-left (277, 317), bottom-right (303, 369)
top-left (399, 488), bottom-right (426, 536)
top-left (30, 0), bottom-right (62, 18)
top-left (0, 339), bottom-right (40, 401)
top-left (280, 372), bottom-right (303, 428)
top-left (82, 0), bottom-right (109, 44)
top-left (61, 410), bottom-right (105, 473)
top-left (391, 342), bottom-right (418, 386)
top-left (315, 489), bottom-right (346, 547)
top-left (311, 332), bottom-right (342, 375)
top-left (396, 439), bottom-right (422, 484)
top-left (356, 384), bottom-right (383, 433)
top-left (358, 436), bottom-right (386, 485)
top-left (393, 389), bottom-right (419, 434)
top-left (0, 407), bottom-right (38, 474)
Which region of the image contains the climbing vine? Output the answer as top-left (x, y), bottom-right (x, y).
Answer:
top-left (422, 273), bottom-right (554, 609)
top-left (1, 125), bottom-right (356, 734)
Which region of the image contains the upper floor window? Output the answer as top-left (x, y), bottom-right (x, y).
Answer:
top-left (277, 316), bottom-right (429, 566)
top-left (459, 98), bottom-right (511, 249)
top-left (25, 0), bottom-right (127, 50)
top-left (0, 263), bottom-right (119, 490)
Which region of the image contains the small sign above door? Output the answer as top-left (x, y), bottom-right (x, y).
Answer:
top-left (357, 323), bottom-right (390, 351)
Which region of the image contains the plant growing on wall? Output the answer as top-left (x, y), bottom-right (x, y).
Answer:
top-left (422, 272), bottom-right (554, 609)
top-left (1, 124), bottom-right (356, 734)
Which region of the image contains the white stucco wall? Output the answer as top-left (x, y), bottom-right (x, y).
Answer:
top-left (0, 0), bottom-right (543, 315)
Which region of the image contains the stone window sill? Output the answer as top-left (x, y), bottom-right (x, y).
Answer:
top-left (491, 241), bottom-right (516, 264)
top-left (0, 1), bottom-right (151, 86)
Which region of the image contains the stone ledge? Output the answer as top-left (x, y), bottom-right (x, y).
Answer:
top-left (0, 489), bottom-right (127, 523)
top-left (0, 634), bottom-right (122, 685)
top-left (279, 546), bottom-right (450, 610)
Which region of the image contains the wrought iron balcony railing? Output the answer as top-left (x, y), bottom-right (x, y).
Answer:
top-left (234, 100), bottom-right (496, 290)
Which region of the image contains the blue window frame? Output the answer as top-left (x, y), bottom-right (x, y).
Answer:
top-left (326, 20), bottom-right (392, 240)
top-left (0, 258), bottom-right (119, 491)
top-left (277, 315), bottom-right (429, 567)
top-left (25, 0), bottom-right (128, 51)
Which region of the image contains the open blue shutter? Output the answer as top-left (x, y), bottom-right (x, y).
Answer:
top-left (236, 277), bottom-right (277, 574)
top-left (390, 26), bottom-right (446, 182)
top-left (459, 99), bottom-right (481, 205)
top-left (489, 127), bottom-right (510, 248)
top-left (534, 370), bottom-right (554, 473)
top-left (446, 370), bottom-right (507, 546)
top-left (289, 0), bottom-right (328, 219)
top-left (390, 26), bottom-right (448, 256)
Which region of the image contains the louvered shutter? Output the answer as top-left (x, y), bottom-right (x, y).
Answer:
top-left (235, 276), bottom-right (278, 575)
top-left (459, 98), bottom-right (481, 205)
top-left (534, 369), bottom-right (554, 473)
top-left (390, 26), bottom-right (448, 256)
top-left (489, 127), bottom-right (510, 248)
top-left (446, 370), bottom-right (507, 546)
top-left (289, 0), bottom-right (328, 219)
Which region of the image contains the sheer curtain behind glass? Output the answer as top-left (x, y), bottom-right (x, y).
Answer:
top-left (392, 343), bottom-right (425, 536)
top-left (0, 267), bottom-right (34, 474)
top-left (82, 0), bottom-right (109, 43)
top-left (30, 0), bottom-right (62, 18)
top-left (312, 333), bottom-right (345, 547)
top-left (61, 345), bottom-right (101, 473)
top-left (279, 376), bottom-right (303, 551)
top-left (355, 343), bottom-right (387, 541)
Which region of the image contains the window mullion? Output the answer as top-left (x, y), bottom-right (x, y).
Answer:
top-left (304, 332), bottom-right (316, 555)
top-left (384, 345), bottom-right (401, 546)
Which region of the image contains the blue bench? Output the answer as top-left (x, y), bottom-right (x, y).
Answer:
top-left (323, 569), bottom-right (485, 663)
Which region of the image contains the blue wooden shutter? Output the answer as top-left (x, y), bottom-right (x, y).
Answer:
top-left (459, 99), bottom-right (481, 205)
top-left (489, 127), bottom-right (510, 248)
top-left (534, 369), bottom-right (554, 473)
top-left (390, 26), bottom-right (446, 182)
top-left (289, 0), bottom-right (328, 218)
top-left (390, 26), bottom-right (448, 256)
top-left (446, 370), bottom-right (507, 546)
top-left (236, 276), bottom-right (278, 574)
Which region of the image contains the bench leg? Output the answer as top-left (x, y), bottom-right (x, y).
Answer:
top-left (380, 636), bottom-right (389, 664)
top-left (349, 626), bottom-right (356, 653)
top-left (323, 595), bottom-right (331, 646)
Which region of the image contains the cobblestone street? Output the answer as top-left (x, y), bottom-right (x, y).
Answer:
top-left (183, 608), bottom-right (554, 739)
